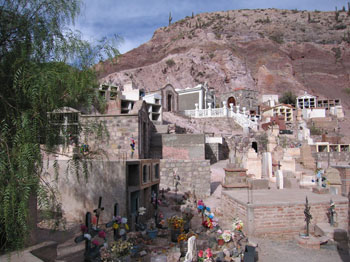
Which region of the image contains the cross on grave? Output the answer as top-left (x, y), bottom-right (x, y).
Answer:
top-left (152, 190), bottom-right (159, 226)
top-left (74, 212), bottom-right (101, 262)
top-left (106, 203), bottom-right (120, 241)
top-left (328, 199), bottom-right (336, 227)
top-left (304, 196), bottom-right (313, 237)
top-left (93, 196), bottom-right (104, 228)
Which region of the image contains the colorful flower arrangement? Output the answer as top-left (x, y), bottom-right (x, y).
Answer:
top-left (198, 248), bottom-right (213, 262)
top-left (197, 200), bottom-right (217, 229)
top-left (167, 216), bottom-right (184, 230)
top-left (221, 230), bottom-right (232, 242)
top-left (111, 240), bottom-right (133, 257)
top-left (111, 216), bottom-right (129, 236)
top-left (232, 218), bottom-right (244, 232)
top-left (177, 231), bottom-right (197, 243)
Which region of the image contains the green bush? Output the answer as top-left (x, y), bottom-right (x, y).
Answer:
top-left (279, 91), bottom-right (297, 106)
top-left (166, 59), bottom-right (175, 67)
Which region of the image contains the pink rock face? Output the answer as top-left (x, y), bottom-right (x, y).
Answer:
top-left (97, 9), bottom-right (350, 140)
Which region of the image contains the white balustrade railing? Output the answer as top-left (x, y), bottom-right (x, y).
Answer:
top-left (182, 104), bottom-right (258, 130)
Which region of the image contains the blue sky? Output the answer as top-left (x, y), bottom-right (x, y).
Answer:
top-left (73, 0), bottom-right (350, 53)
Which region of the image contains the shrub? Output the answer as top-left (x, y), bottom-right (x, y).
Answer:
top-left (279, 91), bottom-right (297, 106)
top-left (166, 59), bottom-right (175, 67)
top-left (310, 125), bottom-right (322, 136)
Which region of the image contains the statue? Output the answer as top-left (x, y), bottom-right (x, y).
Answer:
top-left (304, 197), bottom-right (313, 236)
top-left (327, 200), bottom-right (337, 227)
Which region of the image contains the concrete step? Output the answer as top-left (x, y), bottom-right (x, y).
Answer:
top-left (314, 223), bottom-right (349, 241)
top-left (56, 235), bottom-right (85, 260)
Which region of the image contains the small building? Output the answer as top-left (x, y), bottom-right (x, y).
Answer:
top-left (219, 88), bottom-right (259, 115)
top-left (176, 83), bottom-right (215, 110)
top-left (262, 104), bottom-right (294, 122)
top-left (317, 99), bottom-right (341, 110)
top-left (296, 91), bottom-right (317, 109)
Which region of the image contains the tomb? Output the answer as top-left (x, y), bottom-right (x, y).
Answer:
top-left (296, 91), bottom-right (316, 109)
top-left (324, 167), bottom-right (342, 195)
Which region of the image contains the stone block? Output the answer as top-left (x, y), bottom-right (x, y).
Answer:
top-left (248, 179), bottom-right (269, 190)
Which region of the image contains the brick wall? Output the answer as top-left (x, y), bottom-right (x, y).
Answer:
top-left (159, 159), bottom-right (211, 198)
top-left (222, 192), bottom-right (248, 225)
top-left (222, 191), bottom-right (348, 237)
top-left (251, 201), bottom-right (348, 236)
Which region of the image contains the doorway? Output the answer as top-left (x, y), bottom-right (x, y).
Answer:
top-left (167, 94), bottom-right (172, 112)
top-left (227, 96), bottom-right (236, 106)
top-left (252, 141), bottom-right (258, 153)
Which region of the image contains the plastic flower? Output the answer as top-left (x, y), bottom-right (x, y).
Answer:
top-left (198, 200), bottom-right (204, 206)
top-left (121, 217), bottom-right (128, 224)
top-left (80, 225), bottom-right (88, 233)
top-left (98, 230), bottom-right (106, 239)
top-left (198, 250), bottom-right (204, 258)
top-left (120, 229), bottom-right (126, 235)
top-left (222, 231), bottom-right (231, 242)
top-left (206, 248), bottom-right (213, 258)
top-left (198, 205), bottom-right (204, 210)
top-left (206, 207), bottom-right (211, 212)
top-left (138, 207), bottom-right (146, 216)
top-left (92, 239), bottom-right (99, 246)
top-left (113, 223), bottom-right (119, 229)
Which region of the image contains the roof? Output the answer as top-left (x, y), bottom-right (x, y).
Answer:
top-left (261, 103), bottom-right (294, 112)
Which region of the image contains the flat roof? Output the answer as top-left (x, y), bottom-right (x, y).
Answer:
top-left (223, 188), bottom-right (348, 207)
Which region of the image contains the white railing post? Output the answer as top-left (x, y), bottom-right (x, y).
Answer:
top-left (242, 107), bottom-right (246, 116)
top-left (236, 105), bottom-right (240, 115)
top-left (207, 103), bottom-right (212, 117)
top-left (229, 103), bottom-right (234, 117)
top-left (223, 101), bottom-right (228, 116)
top-left (195, 103), bottom-right (199, 118)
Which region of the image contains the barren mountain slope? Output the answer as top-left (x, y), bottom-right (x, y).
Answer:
top-left (97, 8), bottom-right (350, 110)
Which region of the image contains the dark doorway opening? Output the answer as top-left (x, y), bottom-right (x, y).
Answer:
top-left (227, 96), bottom-right (236, 106)
top-left (252, 142), bottom-right (258, 153)
top-left (167, 94), bottom-right (172, 112)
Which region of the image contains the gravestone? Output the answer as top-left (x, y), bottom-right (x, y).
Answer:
top-left (244, 148), bottom-right (262, 179)
top-left (300, 144), bottom-right (316, 170)
top-left (324, 167), bottom-right (342, 195)
top-left (276, 170), bottom-right (284, 189)
top-left (262, 152), bottom-right (272, 179)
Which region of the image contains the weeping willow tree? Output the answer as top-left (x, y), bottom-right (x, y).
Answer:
top-left (0, 0), bottom-right (119, 251)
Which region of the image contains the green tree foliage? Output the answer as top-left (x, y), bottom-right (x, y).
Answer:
top-left (279, 91), bottom-right (297, 106)
top-left (0, 0), bottom-right (119, 251)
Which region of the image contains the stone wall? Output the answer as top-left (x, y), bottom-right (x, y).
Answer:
top-left (162, 134), bottom-right (205, 160)
top-left (219, 89), bottom-right (259, 113)
top-left (333, 165), bottom-right (350, 197)
top-left (159, 159), bottom-right (211, 198)
top-left (80, 103), bottom-right (154, 160)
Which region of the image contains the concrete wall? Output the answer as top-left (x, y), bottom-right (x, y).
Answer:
top-left (42, 160), bottom-right (128, 223)
top-left (313, 152), bottom-right (350, 164)
top-left (159, 159), bottom-right (211, 198)
top-left (178, 92), bottom-right (200, 111)
top-left (162, 134), bottom-right (205, 160)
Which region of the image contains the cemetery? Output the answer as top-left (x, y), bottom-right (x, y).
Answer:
top-left (2, 81), bottom-right (350, 262)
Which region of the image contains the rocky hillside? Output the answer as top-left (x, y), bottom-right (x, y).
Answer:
top-left (97, 8), bottom-right (350, 108)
